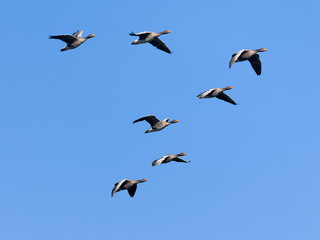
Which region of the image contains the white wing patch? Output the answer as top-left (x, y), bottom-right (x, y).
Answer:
top-left (197, 88), bottom-right (215, 98)
top-left (136, 31), bottom-right (151, 35)
top-left (73, 30), bottom-right (84, 38)
top-left (152, 155), bottom-right (169, 166)
top-left (229, 49), bottom-right (246, 68)
top-left (111, 179), bottom-right (127, 197)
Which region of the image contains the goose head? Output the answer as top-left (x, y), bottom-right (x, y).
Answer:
top-left (86, 34), bottom-right (95, 39)
top-left (170, 119), bottom-right (179, 124)
top-left (160, 30), bottom-right (171, 35)
top-left (224, 86), bottom-right (234, 91)
top-left (257, 48), bottom-right (267, 52)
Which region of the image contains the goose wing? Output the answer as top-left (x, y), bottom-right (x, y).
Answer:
top-left (152, 155), bottom-right (169, 166)
top-left (133, 115), bottom-right (160, 126)
top-left (127, 185), bottom-right (137, 197)
top-left (229, 49), bottom-right (246, 68)
top-left (149, 37), bottom-right (171, 54)
top-left (129, 31), bottom-right (151, 40)
top-left (216, 92), bottom-right (236, 105)
top-left (49, 34), bottom-right (77, 44)
top-left (72, 30), bottom-right (83, 38)
top-left (172, 157), bottom-right (190, 163)
top-left (248, 54), bottom-right (262, 75)
top-left (111, 179), bottom-right (127, 197)
top-left (197, 88), bottom-right (216, 98)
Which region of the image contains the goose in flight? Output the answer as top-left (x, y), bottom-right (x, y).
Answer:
top-left (197, 86), bottom-right (237, 105)
top-left (229, 48), bottom-right (267, 75)
top-left (152, 153), bottom-right (190, 166)
top-left (133, 115), bottom-right (179, 133)
top-left (111, 179), bottom-right (147, 197)
top-left (129, 30), bottom-right (172, 54)
top-left (49, 30), bottom-right (95, 51)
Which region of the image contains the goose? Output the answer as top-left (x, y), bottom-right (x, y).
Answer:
top-left (49, 30), bottom-right (95, 51)
top-left (229, 48), bottom-right (267, 75)
top-left (133, 115), bottom-right (179, 133)
top-left (111, 179), bottom-right (147, 197)
top-left (152, 153), bottom-right (190, 166)
top-left (197, 86), bottom-right (237, 105)
top-left (129, 30), bottom-right (171, 54)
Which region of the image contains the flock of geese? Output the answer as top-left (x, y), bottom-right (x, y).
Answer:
top-left (50, 29), bottom-right (267, 198)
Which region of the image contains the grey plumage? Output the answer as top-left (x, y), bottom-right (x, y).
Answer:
top-left (197, 86), bottom-right (237, 105)
top-left (133, 115), bottom-right (179, 133)
top-left (111, 179), bottom-right (147, 197)
top-left (130, 30), bottom-right (172, 54)
top-left (49, 30), bottom-right (95, 51)
top-left (229, 48), bottom-right (267, 75)
top-left (152, 153), bottom-right (190, 166)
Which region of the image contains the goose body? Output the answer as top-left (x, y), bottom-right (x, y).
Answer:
top-left (130, 30), bottom-right (172, 54)
top-left (229, 48), bottom-right (267, 75)
top-left (111, 179), bottom-right (147, 197)
top-left (152, 153), bottom-right (190, 166)
top-left (133, 115), bottom-right (179, 133)
top-left (197, 86), bottom-right (236, 105)
top-left (49, 30), bottom-right (95, 51)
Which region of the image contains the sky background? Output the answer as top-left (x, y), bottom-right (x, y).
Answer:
top-left (0, 0), bottom-right (319, 239)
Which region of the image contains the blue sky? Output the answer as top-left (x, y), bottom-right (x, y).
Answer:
top-left (0, 0), bottom-right (319, 239)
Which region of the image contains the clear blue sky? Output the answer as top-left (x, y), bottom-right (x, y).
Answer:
top-left (0, 0), bottom-right (319, 239)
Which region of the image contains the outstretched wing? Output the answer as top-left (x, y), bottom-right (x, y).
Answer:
top-left (127, 185), bottom-right (137, 197)
top-left (216, 92), bottom-right (236, 105)
top-left (129, 31), bottom-right (151, 40)
top-left (133, 115), bottom-right (160, 126)
top-left (197, 88), bottom-right (216, 98)
top-left (172, 157), bottom-right (190, 163)
top-left (111, 179), bottom-right (127, 197)
top-left (229, 49), bottom-right (246, 68)
top-left (248, 54), bottom-right (262, 75)
top-left (152, 155), bottom-right (169, 166)
top-left (73, 30), bottom-right (83, 38)
top-left (49, 34), bottom-right (77, 44)
top-left (149, 37), bottom-right (171, 54)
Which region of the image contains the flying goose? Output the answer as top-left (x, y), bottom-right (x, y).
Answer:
top-left (129, 30), bottom-right (172, 54)
top-left (152, 153), bottom-right (190, 166)
top-left (229, 48), bottom-right (267, 75)
top-left (111, 179), bottom-right (147, 197)
top-left (133, 115), bottom-right (179, 133)
top-left (197, 86), bottom-right (236, 105)
top-left (49, 30), bottom-right (95, 51)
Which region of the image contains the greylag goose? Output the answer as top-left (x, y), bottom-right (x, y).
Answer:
top-left (129, 30), bottom-right (171, 54)
top-left (152, 153), bottom-right (190, 166)
top-left (197, 86), bottom-right (237, 105)
top-left (229, 48), bottom-right (267, 75)
top-left (111, 179), bottom-right (147, 197)
top-left (133, 115), bottom-right (179, 133)
top-left (49, 30), bottom-right (95, 51)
